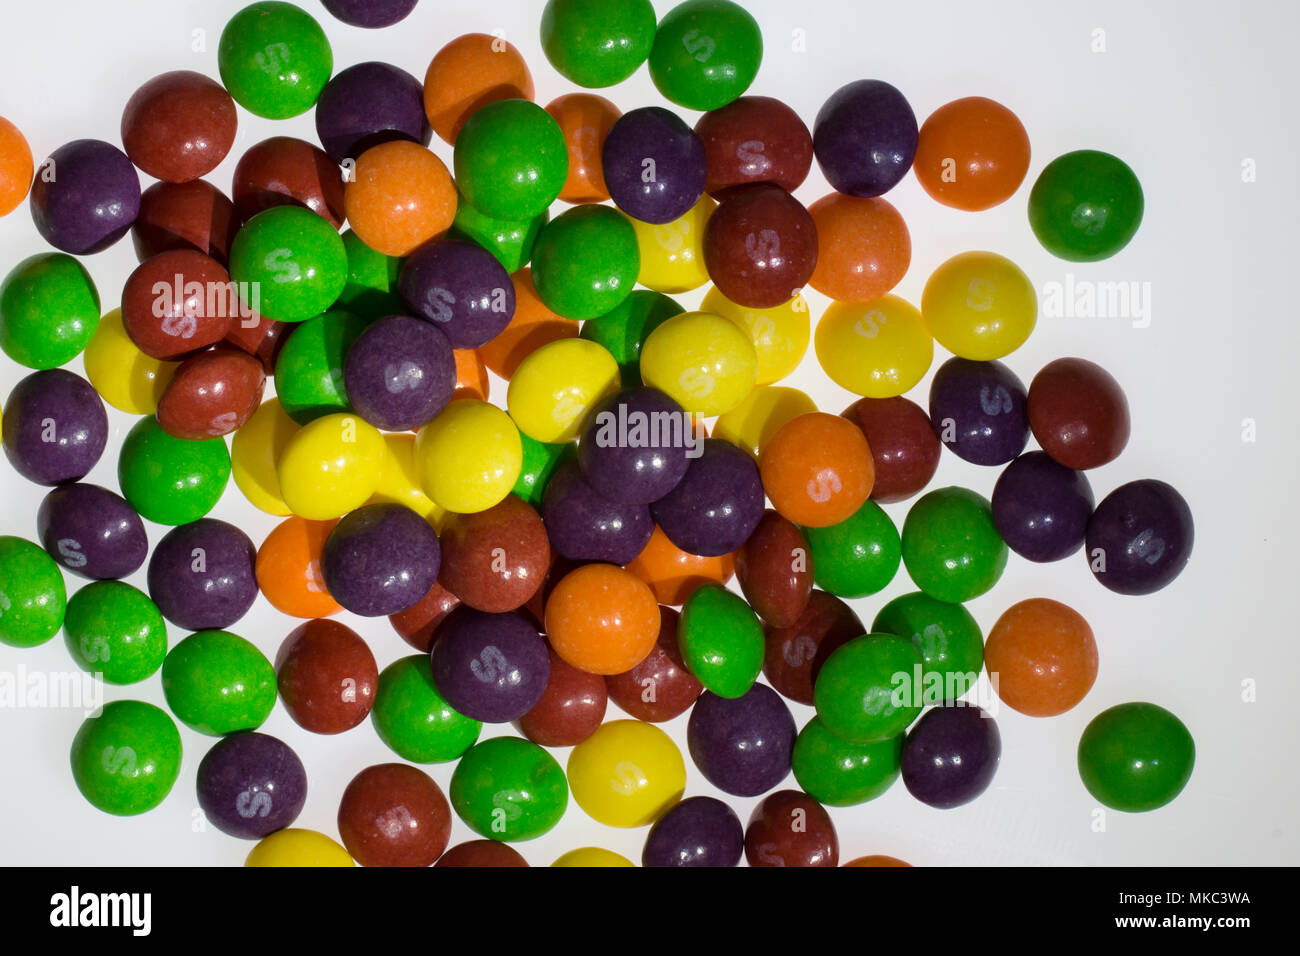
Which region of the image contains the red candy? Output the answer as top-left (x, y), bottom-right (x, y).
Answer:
top-left (695, 95), bottom-right (813, 197)
top-left (121, 249), bottom-right (237, 359)
top-left (842, 396), bottom-right (942, 504)
top-left (704, 183), bottom-right (818, 309)
top-left (735, 510), bottom-right (813, 628)
top-left (389, 579), bottom-right (461, 653)
top-left (224, 313), bottom-right (291, 374)
top-left (605, 606), bottom-right (703, 722)
top-left (275, 618), bottom-right (379, 735)
top-left (156, 347), bottom-right (266, 440)
top-left (132, 179), bottom-right (241, 266)
top-left (434, 840), bottom-right (529, 867)
top-left (745, 789), bottom-right (839, 867)
top-left (517, 647), bottom-right (608, 747)
top-left (1028, 357), bottom-right (1131, 470)
top-left (438, 495), bottom-right (551, 613)
top-left (762, 589), bottom-right (864, 705)
top-left (121, 70), bottom-right (238, 183)
top-left (338, 763), bottom-right (452, 867)
top-left (232, 136), bottom-right (346, 229)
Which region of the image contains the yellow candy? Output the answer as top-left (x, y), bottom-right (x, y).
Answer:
top-left (416, 399), bottom-right (522, 513)
top-left (714, 385), bottom-right (818, 460)
top-left (921, 251), bottom-right (1037, 360)
top-left (551, 847), bottom-right (637, 868)
top-left (566, 719), bottom-right (686, 828)
top-left (369, 432), bottom-right (445, 528)
top-left (507, 338), bottom-right (621, 443)
top-left (631, 195), bottom-right (715, 293)
top-left (82, 308), bottom-right (178, 414)
top-left (231, 398), bottom-right (298, 516)
top-left (815, 294), bottom-right (934, 397)
top-left (639, 311), bottom-right (757, 417)
top-left (701, 285), bottom-right (810, 385)
top-left (245, 829), bottom-right (355, 867)
top-left (276, 413), bottom-right (388, 521)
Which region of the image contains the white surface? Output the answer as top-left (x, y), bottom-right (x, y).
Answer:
top-left (1, 0), bottom-right (1298, 867)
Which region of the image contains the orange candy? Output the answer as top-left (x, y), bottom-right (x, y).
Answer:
top-left (984, 598), bottom-right (1098, 717)
top-left (344, 141), bottom-right (457, 257)
top-left (760, 412), bottom-right (874, 528)
top-left (545, 93), bottom-right (620, 204)
top-left (453, 348), bottom-right (490, 402)
top-left (0, 116), bottom-right (34, 217)
top-left (913, 96), bottom-right (1031, 212)
top-left (545, 564), bottom-right (660, 675)
top-left (423, 33), bottom-right (535, 145)
top-left (255, 517), bottom-right (343, 619)
top-left (477, 269), bottom-right (577, 379)
top-left (807, 194), bottom-right (911, 303)
top-left (843, 855), bottom-right (913, 867)
top-left (626, 525), bottom-right (735, 606)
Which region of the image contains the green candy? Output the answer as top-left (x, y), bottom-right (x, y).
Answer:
top-left (70, 700), bottom-right (182, 816)
top-left (513, 434), bottom-right (575, 508)
top-left (450, 192), bottom-right (548, 274)
top-left (274, 310), bottom-right (369, 423)
top-left (531, 204), bottom-right (639, 320)
top-left (336, 230), bottom-right (403, 321)
top-left (0, 536), bottom-right (67, 648)
top-left (64, 581), bottom-right (168, 684)
top-left (580, 289), bottom-right (683, 385)
top-left (454, 100), bottom-right (569, 221)
top-left (228, 206), bottom-right (348, 323)
top-left (161, 630), bottom-right (276, 736)
top-left (813, 633), bottom-right (922, 744)
top-left (901, 486), bottom-right (1007, 603)
top-left (873, 591), bottom-right (984, 704)
top-left (648, 0), bottom-right (763, 111)
top-left (118, 416), bottom-right (231, 525)
top-left (792, 716), bottom-right (902, 807)
top-left (679, 584), bottom-right (764, 699)
top-left (217, 1), bottom-right (333, 120)
top-left (0, 253), bottom-right (100, 369)
top-left (450, 736), bottom-right (569, 842)
top-left (1028, 149), bottom-right (1144, 262)
top-left (372, 655), bottom-right (481, 763)
top-left (1078, 702), bottom-right (1195, 812)
top-left (802, 500), bottom-right (901, 598)
top-left (541, 0), bottom-right (657, 88)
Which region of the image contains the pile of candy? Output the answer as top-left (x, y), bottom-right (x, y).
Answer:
top-left (0, 0), bottom-right (1195, 867)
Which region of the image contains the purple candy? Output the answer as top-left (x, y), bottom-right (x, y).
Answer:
top-left (813, 80), bottom-right (917, 198)
top-left (602, 106), bottom-right (707, 224)
top-left (541, 460), bottom-right (654, 565)
top-left (196, 732), bottom-right (308, 839)
top-left (430, 607), bottom-right (549, 723)
top-left (901, 704), bottom-right (1001, 809)
top-left (29, 139), bottom-right (141, 254)
top-left (687, 684), bottom-right (795, 797)
top-left (37, 483), bottom-right (148, 580)
top-left (650, 438), bottom-right (764, 557)
top-left (1085, 479), bottom-right (1193, 596)
top-left (147, 518), bottom-right (258, 631)
top-left (344, 315), bottom-right (456, 431)
top-left (578, 387), bottom-right (692, 505)
top-left (991, 451), bottom-right (1094, 562)
top-left (315, 61), bottom-right (431, 165)
top-left (928, 357), bottom-right (1029, 466)
top-left (397, 238), bottom-right (515, 348)
top-left (2, 369), bottom-right (108, 486)
top-left (642, 796), bottom-right (743, 868)
top-left (322, 503), bottom-right (441, 616)
top-left (320, 0), bottom-right (418, 28)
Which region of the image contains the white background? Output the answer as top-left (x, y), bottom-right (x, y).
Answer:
top-left (1, 0), bottom-right (1297, 866)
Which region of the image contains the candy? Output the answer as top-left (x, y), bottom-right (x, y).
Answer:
top-left (435, 840), bottom-right (528, 867)
top-left (157, 347), bottom-right (266, 440)
top-left (3, 369), bottom-right (107, 485)
top-left (695, 96), bottom-right (813, 196)
top-left (275, 313), bottom-right (367, 425)
top-left (803, 500), bottom-right (901, 598)
top-left (507, 338), bottom-right (621, 443)
top-left (643, 795), bottom-right (743, 867)
top-left (580, 288), bottom-right (682, 385)
top-left (229, 206), bottom-right (348, 322)
top-left (0, 115), bottom-right (33, 216)
top-left (1028, 149), bottom-right (1144, 261)
top-left (196, 733), bottom-right (308, 839)
top-left (648, 0), bottom-right (762, 111)
top-left (914, 97), bottom-right (1031, 211)
top-left (438, 495), bottom-right (549, 612)
top-left (631, 195), bottom-right (715, 294)
top-left (546, 563), bottom-right (660, 675)
top-left (371, 655), bottom-right (481, 762)
top-left (415, 400), bottom-right (522, 514)
top-left (342, 316), bottom-right (455, 431)
top-left (121, 250), bottom-right (234, 360)
top-left (872, 592), bottom-right (984, 703)
top-left (991, 451), bottom-right (1094, 562)
top-left (453, 349), bottom-right (490, 400)
top-left (641, 312), bottom-right (758, 417)
top-left (0, 536), bottom-right (67, 648)
top-left (744, 789), bottom-right (839, 867)
top-left (1077, 702), bottom-right (1194, 812)
top-left (531, 204), bottom-right (640, 320)
top-left (337, 763), bottom-right (452, 867)
top-left (255, 517), bottom-right (340, 619)
top-left (603, 106), bottom-right (706, 225)
top-left (389, 579), bottom-right (459, 652)
top-left (901, 704), bottom-right (1001, 808)
top-left (1085, 479), bottom-right (1194, 595)
top-left (132, 180), bottom-right (241, 266)
top-left (70, 700), bottom-right (181, 816)
top-left (512, 434), bottom-right (574, 509)
top-left (541, 0), bottom-right (656, 88)
top-left (813, 80), bottom-right (917, 198)
top-left (121, 71), bottom-right (237, 184)
top-left (985, 598), bottom-right (1096, 717)
top-left (735, 511), bottom-right (813, 628)
top-left (921, 251), bottom-right (1037, 361)
top-left (815, 296), bottom-right (932, 398)
top-left (1027, 357), bottom-right (1131, 470)
top-left (162, 630), bottom-right (276, 735)
top-left (712, 384), bottom-right (816, 459)
top-left (423, 33), bottom-right (535, 145)
top-left (232, 136), bottom-right (345, 228)
top-left (577, 386), bottom-right (691, 504)
top-left (454, 99), bottom-right (568, 221)
top-left (450, 196), bottom-right (549, 275)
top-left (519, 647), bottom-right (608, 747)
top-left (147, 519), bottom-right (257, 631)
top-left (29, 139), bottom-right (140, 254)
top-left (814, 634), bottom-right (922, 744)
top-left (431, 608), bottom-right (549, 722)
top-left (762, 589), bottom-right (863, 706)
top-left (901, 487), bottom-right (1007, 603)
top-left (699, 286), bottom-right (809, 387)
top-left (231, 401), bottom-right (296, 518)
top-left (63, 581), bottom-right (166, 684)
top-left (807, 193), bottom-right (910, 305)
top-left (321, 0), bottom-right (418, 28)
top-left (450, 736), bottom-right (568, 840)
top-left (625, 525), bottom-right (735, 606)
top-left (759, 412), bottom-right (874, 528)
top-left (217, 1), bottom-right (333, 120)
top-left (842, 396), bottom-right (941, 504)
top-left (552, 847), bottom-right (634, 867)
top-left (928, 357), bottom-right (1029, 466)
top-left (687, 684), bottom-right (795, 797)
top-left (651, 438), bottom-right (763, 555)
top-left (82, 308), bottom-right (177, 415)
top-left (605, 606), bottom-right (703, 721)
top-left (224, 315), bottom-right (290, 373)
top-left (322, 503), bottom-right (440, 616)
top-left (37, 484), bottom-right (147, 581)
top-left (567, 719), bottom-right (685, 826)
top-left (541, 460), bottom-right (653, 564)
top-left (398, 238), bottom-right (515, 348)
top-left (704, 184), bottom-right (818, 309)
top-left (678, 584), bottom-right (764, 698)
top-left (477, 269), bottom-right (573, 381)
top-left (276, 412), bottom-right (387, 520)
top-left (0, 254), bottom-right (100, 369)
top-left (344, 141), bottom-right (457, 257)
top-left (791, 717), bottom-right (901, 807)
top-left (276, 618), bottom-right (378, 732)
top-left (314, 61), bottom-right (430, 165)
top-left (843, 855), bottom-right (911, 868)
top-left (337, 230), bottom-right (402, 320)
top-left (117, 416), bottom-right (231, 525)
top-left (245, 829), bottom-right (354, 867)
top-left (545, 93), bottom-right (620, 204)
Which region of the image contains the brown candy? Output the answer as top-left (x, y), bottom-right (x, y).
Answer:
top-left (337, 763), bottom-right (452, 867)
top-left (438, 495), bottom-right (551, 613)
top-left (275, 618), bottom-right (379, 734)
top-left (516, 647), bottom-right (608, 747)
top-left (762, 589), bottom-right (865, 705)
top-left (735, 510), bottom-right (813, 628)
top-left (605, 606), bottom-right (703, 722)
top-left (232, 136), bottom-right (346, 228)
top-left (744, 789), bottom-right (839, 867)
top-left (156, 347), bottom-right (266, 440)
